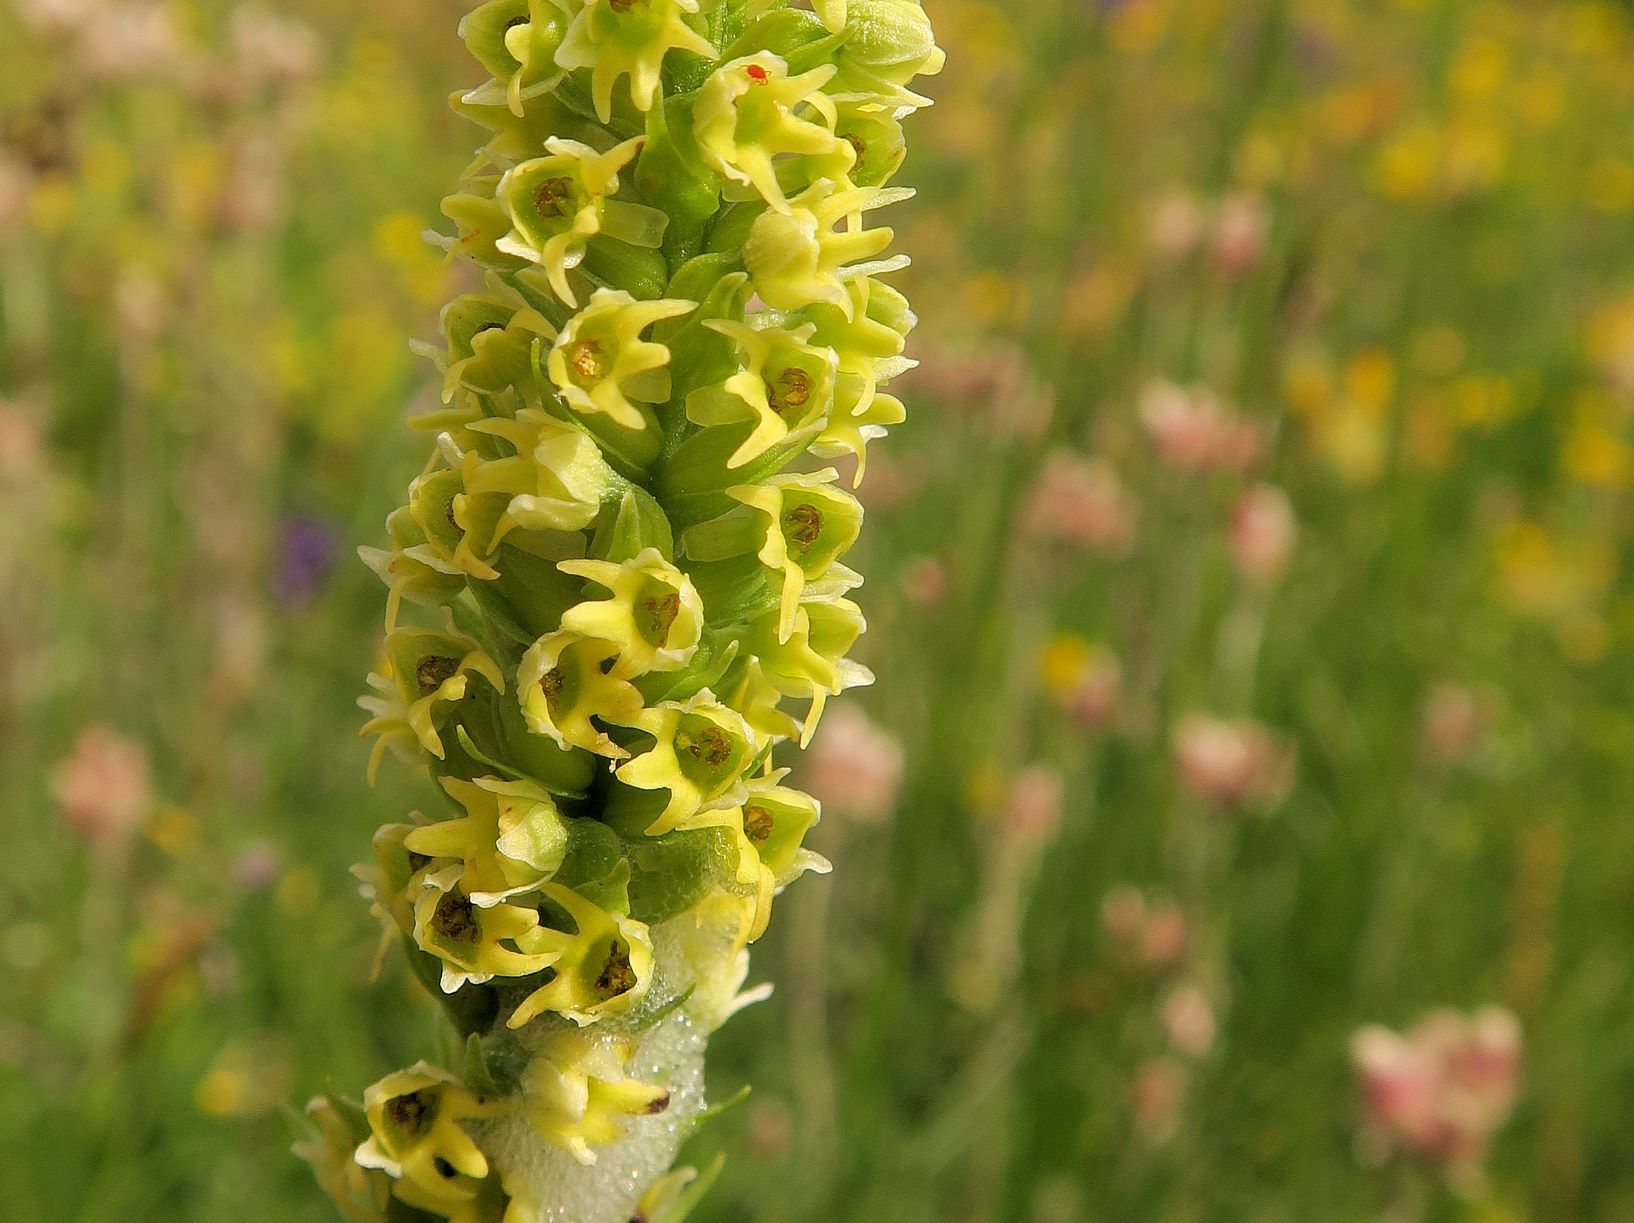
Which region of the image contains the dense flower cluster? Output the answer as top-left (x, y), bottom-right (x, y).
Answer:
top-left (297, 2), bottom-right (940, 1220)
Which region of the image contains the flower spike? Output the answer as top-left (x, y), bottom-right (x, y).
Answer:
top-left (316, 2), bottom-right (940, 1217)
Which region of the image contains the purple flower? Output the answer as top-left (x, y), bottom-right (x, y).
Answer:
top-left (277, 514), bottom-right (339, 604)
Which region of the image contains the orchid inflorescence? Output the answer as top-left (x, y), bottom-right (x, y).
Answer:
top-left (296, 1), bottom-right (941, 1219)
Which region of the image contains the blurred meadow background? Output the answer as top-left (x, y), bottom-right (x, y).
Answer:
top-left (4, 0), bottom-right (1634, 1219)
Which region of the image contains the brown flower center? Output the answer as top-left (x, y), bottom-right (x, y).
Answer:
top-left (783, 503), bottom-right (823, 552)
top-left (743, 804), bottom-right (775, 844)
top-left (637, 589), bottom-right (682, 644)
top-left (539, 666), bottom-right (566, 712)
top-left (533, 175), bottom-right (574, 220)
top-left (686, 726), bottom-right (733, 769)
top-left (386, 1089), bottom-right (433, 1137)
top-left (416, 655), bottom-right (460, 695)
top-left (767, 366), bottom-right (812, 417)
top-left (431, 892), bottom-right (481, 944)
top-left (595, 940), bottom-right (636, 999)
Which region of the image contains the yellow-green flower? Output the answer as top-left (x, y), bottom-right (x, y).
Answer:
top-left (509, 882), bottom-right (654, 1027)
top-left (406, 464), bottom-right (509, 583)
top-left (358, 506), bottom-right (466, 631)
top-left (687, 318), bottom-right (838, 467)
top-left (744, 179), bottom-right (910, 316)
top-left (360, 625), bottom-right (506, 783)
top-left (429, 288), bottom-right (557, 404)
top-left (555, 0), bottom-right (717, 123)
top-left (813, 381), bottom-right (906, 482)
top-left (796, 275), bottom-right (917, 406)
top-left (294, 1097), bottom-right (392, 1223)
top-left (716, 654), bottom-right (802, 741)
top-left (614, 691), bottom-right (761, 834)
top-left (355, 1063), bottom-right (498, 1200)
top-left (405, 776), bottom-right (571, 907)
top-left (517, 631), bottom-right (645, 757)
top-left (459, 0), bottom-right (569, 117)
top-left (738, 774), bottom-right (827, 887)
top-left (557, 547), bottom-right (705, 674)
top-left (826, 0), bottom-right (945, 109)
top-left (412, 873), bottom-right (560, 991)
top-left (745, 0), bottom-right (846, 32)
top-left (547, 288), bottom-right (695, 431)
top-left (744, 596), bottom-right (871, 742)
top-left (461, 407), bottom-right (616, 544)
top-left (694, 54), bottom-right (847, 212)
top-left (520, 1028), bottom-right (669, 1162)
top-left (495, 137), bottom-right (667, 306)
top-left (685, 469), bottom-right (863, 640)
top-left (357, 823), bottom-right (426, 969)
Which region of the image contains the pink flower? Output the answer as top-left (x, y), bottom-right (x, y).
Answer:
top-left (802, 703), bottom-right (904, 824)
top-left (1229, 483), bottom-right (1297, 582)
top-left (1067, 647), bottom-right (1121, 731)
top-left (1351, 1007), bottom-right (1521, 1187)
top-left (0, 401), bottom-right (43, 480)
top-left (1211, 191), bottom-right (1268, 276)
top-left (1003, 764), bottom-right (1063, 846)
top-left (1100, 886), bottom-right (1188, 973)
top-left (1173, 715), bottom-right (1294, 810)
top-left (1140, 382), bottom-right (1261, 474)
top-left (899, 554), bottom-right (948, 610)
top-left (1100, 884), bottom-right (1147, 947)
top-left (1420, 682), bottom-right (1488, 766)
top-left (1149, 191), bottom-right (1205, 260)
top-left (229, 8), bottom-right (320, 90)
top-left (902, 342), bottom-right (1053, 442)
top-left (1132, 1057), bottom-right (1187, 1141)
top-left (80, 4), bottom-right (181, 80)
top-left (1161, 983), bottom-right (1216, 1057)
top-left (51, 725), bottom-right (153, 845)
top-left (1140, 901), bottom-right (1188, 971)
top-left (1023, 451), bottom-right (1137, 554)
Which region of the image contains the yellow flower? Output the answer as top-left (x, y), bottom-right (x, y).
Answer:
top-left (743, 179), bottom-right (910, 317)
top-left (355, 1063), bottom-right (499, 1201)
top-left (407, 465), bottom-right (510, 583)
top-left (547, 288), bottom-right (695, 431)
top-left (428, 288), bottom-right (558, 404)
top-left (557, 547), bottom-right (705, 674)
top-left (519, 1028), bottom-right (670, 1163)
top-left (360, 625), bottom-right (506, 783)
top-left (743, 596), bottom-right (871, 743)
top-left (685, 469), bottom-right (863, 641)
top-left (405, 776), bottom-right (571, 907)
top-left (614, 691), bottom-right (761, 834)
top-left (461, 408), bottom-right (616, 546)
top-left (676, 774), bottom-right (827, 939)
top-left (688, 318), bottom-right (839, 467)
top-left (412, 873), bottom-right (560, 991)
top-left (459, 0), bottom-right (570, 117)
top-left (812, 378), bottom-right (905, 482)
top-left (510, 882), bottom-right (655, 1026)
top-left (358, 506), bottom-right (467, 631)
top-left (555, 0), bottom-right (718, 123)
top-left (694, 54), bottom-right (848, 212)
top-left (797, 275), bottom-right (916, 408)
top-left (495, 137), bottom-right (667, 306)
top-left (517, 631), bottom-right (645, 757)
top-left (293, 1096), bottom-right (391, 1223)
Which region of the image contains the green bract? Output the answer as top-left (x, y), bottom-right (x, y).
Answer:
top-left (303, 2), bottom-right (939, 1219)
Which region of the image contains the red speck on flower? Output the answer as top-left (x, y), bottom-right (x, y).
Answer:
top-left (746, 64), bottom-right (769, 83)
